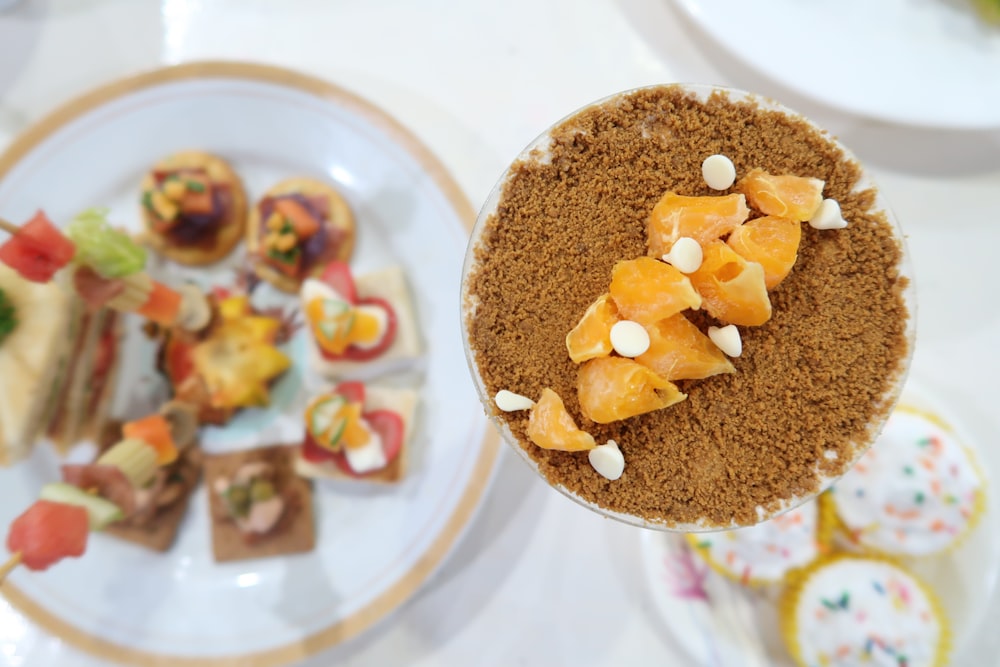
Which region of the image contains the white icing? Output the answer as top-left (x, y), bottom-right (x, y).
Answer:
top-left (693, 501), bottom-right (819, 583)
top-left (831, 408), bottom-right (982, 556)
top-left (793, 558), bottom-right (942, 667)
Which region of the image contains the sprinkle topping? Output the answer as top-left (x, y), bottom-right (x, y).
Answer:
top-left (830, 406), bottom-right (983, 556)
top-left (790, 558), bottom-right (945, 667)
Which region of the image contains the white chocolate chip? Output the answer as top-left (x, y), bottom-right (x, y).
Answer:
top-left (708, 324), bottom-right (742, 358)
top-left (495, 390), bottom-right (535, 412)
top-left (588, 439), bottom-right (625, 481)
top-left (808, 198), bottom-right (848, 230)
top-left (609, 320), bottom-right (650, 358)
top-left (701, 154), bottom-right (737, 190)
top-left (661, 237), bottom-right (703, 274)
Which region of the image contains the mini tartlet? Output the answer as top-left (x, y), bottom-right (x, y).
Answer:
top-left (140, 150), bottom-right (248, 266)
top-left (247, 177), bottom-right (356, 293)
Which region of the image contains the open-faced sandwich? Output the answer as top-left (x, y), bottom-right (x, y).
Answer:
top-left (301, 261), bottom-right (421, 381)
top-left (4, 403), bottom-right (200, 574)
top-left (140, 150), bottom-right (247, 266)
top-left (157, 292), bottom-right (292, 425)
top-left (294, 381), bottom-right (418, 484)
top-left (248, 177), bottom-right (355, 293)
top-left (0, 265), bottom-right (76, 465)
top-left (89, 402), bottom-right (202, 552)
top-left (204, 444), bottom-right (315, 563)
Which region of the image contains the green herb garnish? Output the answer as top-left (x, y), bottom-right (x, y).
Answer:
top-left (0, 288), bottom-right (16, 345)
top-left (141, 191), bottom-right (154, 211)
top-left (267, 245), bottom-right (300, 265)
top-left (185, 180), bottom-right (206, 193)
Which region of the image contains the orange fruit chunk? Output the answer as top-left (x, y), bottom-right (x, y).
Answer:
top-left (636, 314), bottom-right (735, 381)
top-left (566, 293), bottom-right (619, 363)
top-left (609, 256), bottom-right (701, 324)
top-left (726, 215), bottom-right (802, 289)
top-left (688, 240), bottom-right (772, 326)
top-left (526, 388), bottom-right (596, 451)
top-left (647, 192), bottom-right (750, 256)
top-left (577, 357), bottom-right (686, 424)
top-left (738, 168), bottom-right (824, 222)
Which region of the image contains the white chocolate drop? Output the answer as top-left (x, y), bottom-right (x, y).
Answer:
top-left (708, 324), bottom-right (742, 358)
top-left (588, 439), bottom-right (625, 481)
top-left (495, 390), bottom-right (535, 412)
top-left (610, 320), bottom-right (650, 358)
top-left (808, 198), bottom-right (848, 230)
top-left (702, 154), bottom-right (737, 190)
top-left (661, 237), bottom-right (703, 274)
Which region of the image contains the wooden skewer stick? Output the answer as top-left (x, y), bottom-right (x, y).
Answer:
top-left (0, 217), bottom-right (19, 236)
top-left (0, 552), bottom-right (22, 583)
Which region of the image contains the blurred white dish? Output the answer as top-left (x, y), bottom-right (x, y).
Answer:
top-left (0, 62), bottom-right (499, 666)
top-left (674, 0), bottom-right (1000, 129)
top-left (639, 376), bottom-right (1000, 665)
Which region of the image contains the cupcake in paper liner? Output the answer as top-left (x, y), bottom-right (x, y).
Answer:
top-left (829, 404), bottom-right (986, 557)
top-left (685, 494), bottom-right (834, 587)
top-left (779, 554), bottom-right (950, 667)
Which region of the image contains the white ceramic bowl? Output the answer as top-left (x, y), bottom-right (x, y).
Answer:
top-left (460, 83), bottom-right (917, 532)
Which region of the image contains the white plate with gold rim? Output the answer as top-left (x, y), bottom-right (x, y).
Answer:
top-left (673, 0), bottom-right (1000, 129)
top-left (0, 62), bottom-right (499, 666)
top-left (638, 376), bottom-right (1000, 666)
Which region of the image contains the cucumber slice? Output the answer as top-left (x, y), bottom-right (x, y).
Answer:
top-left (40, 482), bottom-right (124, 530)
top-left (324, 418), bottom-right (347, 452)
top-left (319, 298), bottom-right (349, 319)
top-left (309, 395), bottom-right (345, 437)
top-left (98, 438), bottom-right (158, 488)
top-left (318, 320), bottom-right (338, 342)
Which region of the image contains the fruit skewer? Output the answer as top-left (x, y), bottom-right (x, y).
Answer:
top-left (0, 210), bottom-right (211, 332)
top-left (0, 401), bottom-right (199, 583)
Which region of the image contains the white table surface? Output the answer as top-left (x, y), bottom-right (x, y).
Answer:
top-left (1, 1), bottom-right (999, 665)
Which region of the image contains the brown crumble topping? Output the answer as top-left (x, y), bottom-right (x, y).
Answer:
top-left (465, 87), bottom-right (909, 528)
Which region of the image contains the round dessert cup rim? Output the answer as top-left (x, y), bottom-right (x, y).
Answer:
top-left (460, 82), bottom-right (917, 532)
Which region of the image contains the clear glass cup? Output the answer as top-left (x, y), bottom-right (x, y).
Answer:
top-left (460, 84), bottom-right (916, 531)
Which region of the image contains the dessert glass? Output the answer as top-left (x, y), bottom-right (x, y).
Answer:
top-left (460, 84), bottom-right (916, 531)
